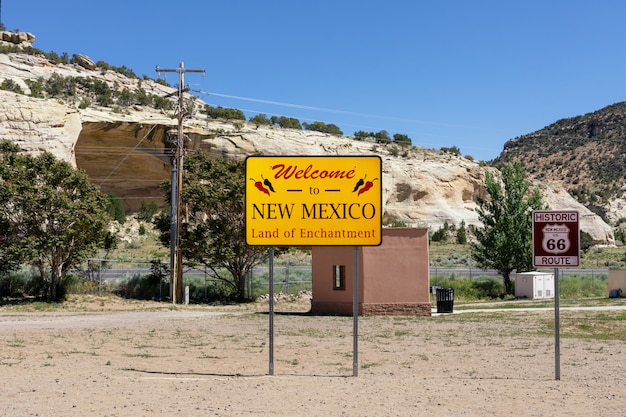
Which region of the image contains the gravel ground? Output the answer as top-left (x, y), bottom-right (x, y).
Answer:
top-left (1, 295), bottom-right (625, 416)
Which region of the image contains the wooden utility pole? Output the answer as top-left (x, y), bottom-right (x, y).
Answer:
top-left (155, 62), bottom-right (205, 304)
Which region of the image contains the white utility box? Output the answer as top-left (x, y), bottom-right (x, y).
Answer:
top-left (514, 272), bottom-right (555, 299)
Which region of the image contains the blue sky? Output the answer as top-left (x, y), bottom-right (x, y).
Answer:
top-left (5, 1), bottom-right (626, 161)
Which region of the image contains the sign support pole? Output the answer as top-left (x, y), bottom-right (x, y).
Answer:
top-left (353, 246), bottom-right (359, 377)
top-left (269, 247), bottom-right (275, 376)
top-left (554, 267), bottom-right (560, 381)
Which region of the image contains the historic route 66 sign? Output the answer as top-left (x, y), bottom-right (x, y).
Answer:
top-left (533, 210), bottom-right (580, 268)
top-left (541, 224), bottom-right (571, 254)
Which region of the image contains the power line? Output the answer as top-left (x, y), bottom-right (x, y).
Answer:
top-left (95, 124), bottom-right (159, 187)
top-left (195, 88), bottom-right (496, 131)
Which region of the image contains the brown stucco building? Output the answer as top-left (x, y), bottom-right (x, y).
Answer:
top-left (311, 228), bottom-right (431, 316)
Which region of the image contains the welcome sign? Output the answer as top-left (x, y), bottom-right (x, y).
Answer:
top-left (245, 155), bottom-right (382, 246)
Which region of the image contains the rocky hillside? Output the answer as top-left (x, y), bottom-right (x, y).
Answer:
top-left (494, 102), bottom-right (626, 226)
top-left (0, 34), bottom-right (615, 245)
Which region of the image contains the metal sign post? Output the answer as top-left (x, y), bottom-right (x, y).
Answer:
top-left (269, 247), bottom-right (275, 376)
top-left (554, 267), bottom-right (560, 380)
top-left (353, 246), bottom-right (359, 377)
top-left (532, 210), bottom-right (580, 381)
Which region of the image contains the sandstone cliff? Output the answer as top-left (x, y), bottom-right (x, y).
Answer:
top-left (0, 48), bottom-right (615, 245)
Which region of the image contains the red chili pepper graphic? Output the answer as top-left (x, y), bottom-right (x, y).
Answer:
top-left (357, 178), bottom-right (378, 196)
top-left (262, 175), bottom-right (276, 192)
top-left (250, 178), bottom-right (270, 196)
top-left (352, 176), bottom-right (365, 192)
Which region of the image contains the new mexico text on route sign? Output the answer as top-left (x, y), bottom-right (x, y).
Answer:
top-left (245, 155), bottom-right (382, 246)
top-left (532, 210), bottom-right (580, 268)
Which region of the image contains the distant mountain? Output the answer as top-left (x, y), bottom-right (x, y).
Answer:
top-left (494, 102), bottom-right (626, 224)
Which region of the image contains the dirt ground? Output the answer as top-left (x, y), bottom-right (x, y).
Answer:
top-left (1, 295), bottom-right (625, 416)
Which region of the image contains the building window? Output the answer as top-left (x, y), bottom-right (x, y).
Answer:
top-left (333, 265), bottom-right (345, 290)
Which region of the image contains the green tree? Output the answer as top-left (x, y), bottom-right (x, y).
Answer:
top-left (137, 199), bottom-right (159, 222)
top-left (353, 130), bottom-right (372, 140)
top-left (393, 133), bottom-right (412, 146)
top-left (431, 221), bottom-right (450, 242)
top-left (0, 141), bottom-right (113, 300)
top-left (456, 220), bottom-right (468, 245)
top-left (374, 130), bottom-right (391, 144)
top-left (471, 163), bottom-right (545, 295)
top-left (249, 113), bottom-right (272, 126)
top-left (580, 230), bottom-right (594, 253)
top-left (270, 116), bottom-right (302, 130)
top-left (106, 193), bottom-right (126, 223)
top-left (204, 105), bottom-right (246, 120)
top-left (302, 121), bottom-right (343, 136)
top-left (154, 152), bottom-right (268, 301)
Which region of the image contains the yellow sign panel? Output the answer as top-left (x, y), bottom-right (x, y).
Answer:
top-left (245, 155), bottom-right (382, 246)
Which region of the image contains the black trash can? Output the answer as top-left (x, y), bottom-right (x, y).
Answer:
top-left (436, 287), bottom-right (454, 313)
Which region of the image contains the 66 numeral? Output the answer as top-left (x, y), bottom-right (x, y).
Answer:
top-left (546, 238), bottom-right (566, 251)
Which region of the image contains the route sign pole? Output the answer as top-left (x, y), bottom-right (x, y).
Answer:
top-left (532, 210), bottom-right (579, 381)
top-left (554, 267), bottom-right (560, 380)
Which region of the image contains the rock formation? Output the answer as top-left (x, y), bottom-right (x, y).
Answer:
top-left (72, 54), bottom-right (96, 70)
top-left (0, 31), bottom-right (35, 46)
top-left (0, 49), bottom-right (615, 245)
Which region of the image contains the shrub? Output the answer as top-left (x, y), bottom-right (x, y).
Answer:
top-left (44, 73), bottom-right (75, 97)
top-left (249, 113), bottom-right (272, 126)
top-left (153, 95), bottom-right (173, 111)
top-left (270, 115), bottom-right (302, 129)
top-left (155, 78), bottom-right (170, 87)
top-left (431, 276), bottom-right (505, 300)
top-left (24, 78), bottom-right (44, 97)
top-left (393, 133), bottom-right (412, 146)
top-left (204, 104), bottom-right (246, 120)
top-left (580, 230), bottom-right (594, 253)
top-left (115, 273), bottom-right (165, 300)
top-left (137, 200), bottom-right (159, 221)
top-left (116, 88), bottom-right (135, 106)
top-left (1, 78), bottom-right (24, 94)
top-left (78, 98), bottom-right (91, 109)
top-left (302, 121), bottom-right (343, 136)
top-left (440, 146), bottom-right (461, 156)
top-left (134, 87), bottom-right (152, 106)
top-left (0, 268), bottom-right (45, 298)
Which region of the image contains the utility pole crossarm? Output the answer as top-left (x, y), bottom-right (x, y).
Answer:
top-left (156, 61), bottom-right (205, 304)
